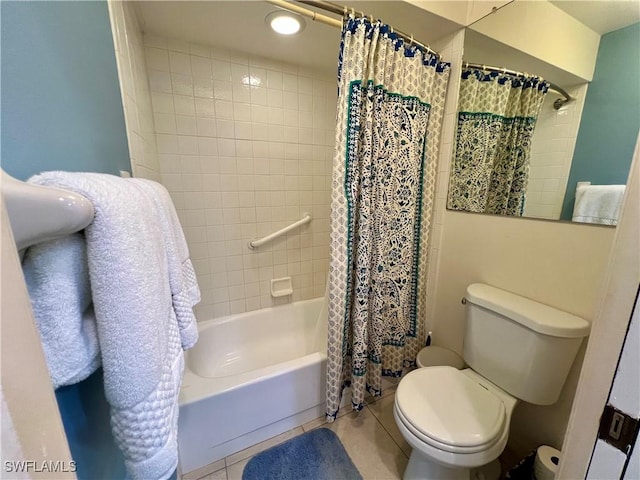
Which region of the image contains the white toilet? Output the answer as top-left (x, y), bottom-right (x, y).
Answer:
top-left (394, 283), bottom-right (590, 480)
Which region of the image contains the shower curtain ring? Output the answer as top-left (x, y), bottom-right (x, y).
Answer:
top-left (410, 35), bottom-right (414, 46)
top-left (350, 7), bottom-right (355, 17)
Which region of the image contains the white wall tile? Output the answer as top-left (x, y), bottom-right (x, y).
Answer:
top-left (146, 47), bottom-right (170, 71)
top-left (232, 84), bottom-right (251, 103)
top-left (216, 120), bottom-right (235, 138)
top-left (195, 98), bottom-right (215, 117)
top-left (176, 115), bottom-right (197, 136)
top-left (213, 80), bottom-right (233, 101)
top-left (178, 136), bottom-right (199, 155)
top-left (154, 113), bottom-right (177, 134)
top-left (145, 36), bottom-right (333, 321)
top-left (152, 92), bottom-right (175, 114)
top-left (171, 73), bottom-right (193, 96)
top-left (148, 69), bottom-right (172, 93)
top-left (198, 137), bottom-right (218, 156)
top-left (191, 56), bottom-right (212, 77)
top-left (193, 76), bottom-right (213, 99)
top-left (196, 117), bottom-right (217, 137)
top-left (174, 95), bottom-right (195, 116)
top-left (169, 52), bottom-right (192, 74)
top-left (525, 84), bottom-right (588, 219)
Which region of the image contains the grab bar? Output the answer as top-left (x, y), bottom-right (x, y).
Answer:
top-left (248, 212), bottom-right (311, 250)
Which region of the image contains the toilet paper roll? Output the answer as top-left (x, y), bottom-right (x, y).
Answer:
top-left (534, 445), bottom-right (561, 480)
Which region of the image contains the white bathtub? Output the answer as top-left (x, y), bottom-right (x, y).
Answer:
top-left (177, 298), bottom-right (328, 475)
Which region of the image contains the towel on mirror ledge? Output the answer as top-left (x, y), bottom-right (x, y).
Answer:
top-left (572, 184), bottom-right (626, 225)
top-left (25, 171), bottom-right (200, 480)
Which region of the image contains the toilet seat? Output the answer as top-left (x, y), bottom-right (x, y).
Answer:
top-left (395, 366), bottom-right (506, 454)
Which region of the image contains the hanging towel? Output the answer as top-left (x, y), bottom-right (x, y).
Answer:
top-left (22, 233), bottom-right (101, 388)
top-left (572, 184), bottom-right (626, 225)
top-left (129, 179), bottom-right (200, 349)
top-left (26, 172), bottom-right (199, 480)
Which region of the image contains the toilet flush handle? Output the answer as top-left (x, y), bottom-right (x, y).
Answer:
top-left (461, 297), bottom-right (467, 305)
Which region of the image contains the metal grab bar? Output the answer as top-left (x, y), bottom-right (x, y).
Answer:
top-left (248, 213), bottom-right (312, 250)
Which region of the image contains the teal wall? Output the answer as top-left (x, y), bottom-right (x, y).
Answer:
top-left (561, 22), bottom-right (640, 220)
top-left (1, 0), bottom-right (130, 180)
top-left (1, 2), bottom-right (132, 479)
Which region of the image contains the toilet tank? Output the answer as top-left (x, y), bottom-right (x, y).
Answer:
top-left (463, 283), bottom-right (590, 406)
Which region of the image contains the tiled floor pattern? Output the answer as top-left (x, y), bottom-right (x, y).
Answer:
top-left (182, 387), bottom-right (409, 480)
top-left (182, 388), bottom-right (520, 480)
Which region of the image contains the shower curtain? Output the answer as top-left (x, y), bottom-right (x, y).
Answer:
top-left (448, 68), bottom-right (549, 215)
top-left (326, 17), bottom-right (450, 419)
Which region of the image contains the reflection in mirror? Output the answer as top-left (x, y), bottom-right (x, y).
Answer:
top-left (447, 66), bottom-right (551, 216)
top-left (447, 1), bottom-right (640, 225)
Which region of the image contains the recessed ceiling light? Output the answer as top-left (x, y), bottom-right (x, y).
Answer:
top-left (266, 11), bottom-right (306, 35)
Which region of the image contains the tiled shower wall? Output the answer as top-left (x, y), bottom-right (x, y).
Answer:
top-left (108, 1), bottom-right (160, 181)
top-left (143, 35), bottom-right (336, 320)
top-left (423, 29), bottom-right (465, 334)
top-left (524, 83), bottom-right (587, 220)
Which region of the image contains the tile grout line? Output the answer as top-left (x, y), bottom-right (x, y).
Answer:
top-left (363, 401), bottom-right (410, 460)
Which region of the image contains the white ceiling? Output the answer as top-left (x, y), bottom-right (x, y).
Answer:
top-left (549, 0), bottom-right (640, 34)
top-left (136, 1), bottom-right (339, 75)
top-left (135, 1), bottom-right (639, 84)
top-left (135, 1), bottom-right (461, 75)
top-left (463, 29), bottom-right (587, 86)
top-left (464, 1), bottom-right (640, 86)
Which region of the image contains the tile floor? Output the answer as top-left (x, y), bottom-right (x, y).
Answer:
top-left (181, 385), bottom-right (409, 480)
top-left (181, 386), bottom-right (520, 480)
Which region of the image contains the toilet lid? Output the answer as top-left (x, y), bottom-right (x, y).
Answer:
top-left (395, 366), bottom-right (505, 449)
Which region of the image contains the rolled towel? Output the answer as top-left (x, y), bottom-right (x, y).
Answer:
top-left (22, 233), bottom-right (101, 388)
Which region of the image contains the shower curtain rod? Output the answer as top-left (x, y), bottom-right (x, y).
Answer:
top-left (266, 0), bottom-right (342, 28)
top-left (463, 62), bottom-right (572, 110)
top-left (265, 0), bottom-right (442, 61)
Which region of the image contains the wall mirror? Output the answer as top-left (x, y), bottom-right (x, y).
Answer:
top-left (447, 0), bottom-right (639, 225)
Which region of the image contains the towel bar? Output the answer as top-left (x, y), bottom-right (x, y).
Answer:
top-left (2, 170), bottom-right (94, 250)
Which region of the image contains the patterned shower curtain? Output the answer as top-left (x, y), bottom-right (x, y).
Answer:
top-left (448, 68), bottom-right (549, 215)
top-left (326, 17), bottom-right (450, 420)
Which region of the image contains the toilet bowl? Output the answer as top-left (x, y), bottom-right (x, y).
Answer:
top-left (394, 366), bottom-right (517, 479)
top-left (393, 284), bottom-right (590, 480)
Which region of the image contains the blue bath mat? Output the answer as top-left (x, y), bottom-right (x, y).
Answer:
top-left (242, 428), bottom-right (362, 480)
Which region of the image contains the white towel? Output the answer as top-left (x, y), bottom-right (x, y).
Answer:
top-left (572, 184), bottom-right (626, 225)
top-left (27, 172), bottom-right (199, 480)
top-left (129, 179), bottom-right (200, 349)
top-left (22, 233), bottom-right (101, 388)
